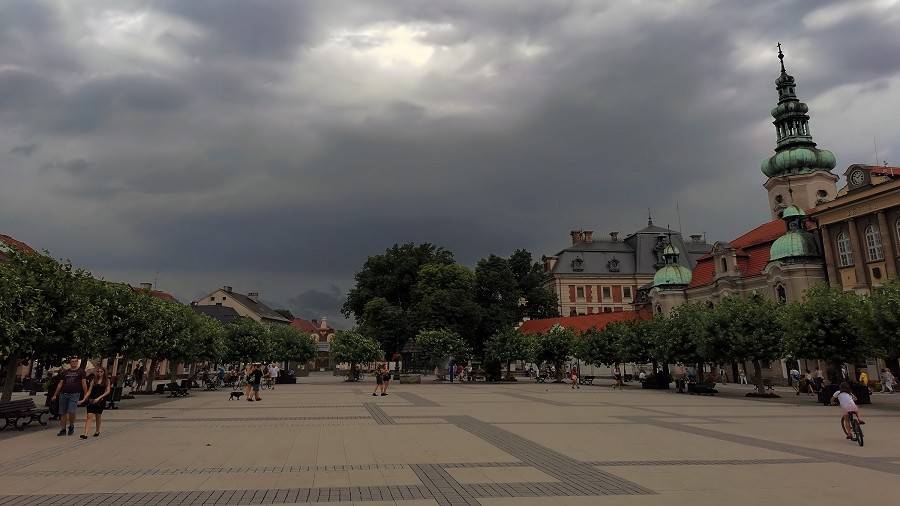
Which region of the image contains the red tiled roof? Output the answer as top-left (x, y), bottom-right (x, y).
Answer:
top-left (687, 219), bottom-right (787, 288)
top-left (132, 286), bottom-right (177, 301)
top-left (869, 165), bottom-right (900, 177)
top-left (517, 311), bottom-right (646, 335)
top-left (291, 318), bottom-right (319, 333)
top-left (0, 234), bottom-right (36, 254)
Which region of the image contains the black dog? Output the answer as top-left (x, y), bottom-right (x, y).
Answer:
top-left (228, 391), bottom-right (243, 401)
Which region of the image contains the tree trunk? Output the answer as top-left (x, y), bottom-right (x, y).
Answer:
top-left (145, 358), bottom-right (160, 392)
top-left (1, 352), bottom-right (21, 403)
top-left (505, 360), bottom-right (512, 380)
top-left (115, 354), bottom-right (129, 388)
top-left (753, 360), bottom-right (765, 395)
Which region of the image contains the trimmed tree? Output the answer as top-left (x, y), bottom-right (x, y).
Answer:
top-left (330, 330), bottom-right (383, 377)
top-left (780, 283), bottom-right (870, 385)
top-left (485, 328), bottom-right (533, 380)
top-left (533, 325), bottom-right (574, 382)
top-left (416, 329), bottom-right (470, 371)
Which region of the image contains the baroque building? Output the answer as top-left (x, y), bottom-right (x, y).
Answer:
top-left (542, 225), bottom-right (711, 316)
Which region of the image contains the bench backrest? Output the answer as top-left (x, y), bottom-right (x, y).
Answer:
top-left (0, 398), bottom-right (37, 413)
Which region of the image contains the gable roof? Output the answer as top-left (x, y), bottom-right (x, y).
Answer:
top-left (225, 290), bottom-right (291, 322)
top-left (517, 311), bottom-right (644, 335)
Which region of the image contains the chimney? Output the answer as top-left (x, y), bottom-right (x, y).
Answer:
top-left (139, 282), bottom-right (152, 290)
top-left (222, 286), bottom-right (232, 293)
top-left (247, 292), bottom-right (259, 303)
top-left (570, 230), bottom-right (582, 245)
top-left (319, 316), bottom-right (328, 330)
top-left (609, 232), bottom-right (619, 242)
top-left (583, 230), bottom-right (594, 243)
top-left (690, 234), bottom-right (702, 243)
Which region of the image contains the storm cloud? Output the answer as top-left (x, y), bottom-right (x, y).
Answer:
top-left (1, 0), bottom-right (898, 328)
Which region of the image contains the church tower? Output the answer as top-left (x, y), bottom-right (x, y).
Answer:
top-left (761, 45), bottom-right (837, 219)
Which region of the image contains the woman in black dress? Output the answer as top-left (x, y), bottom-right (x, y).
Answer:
top-left (78, 367), bottom-right (111, 438)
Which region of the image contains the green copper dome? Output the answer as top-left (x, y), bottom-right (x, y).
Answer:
top-left (761, 45), bottom-right (836, 179)
top-left (652, 244), bottom-right (692, 288)
top-left (769, 202), bottom-right (820, 262)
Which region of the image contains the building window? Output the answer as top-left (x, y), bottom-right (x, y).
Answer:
top-left (602, 286), bottom-right (611, 298)
top-left (603, 307), bottom-right (612, 313)
top-left (623, 286), bottom-right (632, 299)
top-left (576, 286), bottom-right (585, 299)
top-left (865, 225), bottom-right (884, 261)
top-left (210, 297), bottom-right (215, 301)
top-left (569, 308), bottom-right (577, 316)
top-left (775, 284), bottom-right (787, 304)
top-left (837, 232), bottom-right (853, 266)
top-left (896, 218), bottom-right (900, 247)
top-left (720, 257), bottom-right (727, 273)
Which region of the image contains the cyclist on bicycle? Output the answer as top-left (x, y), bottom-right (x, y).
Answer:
top-left (831, 382), bottom-right (865, 439)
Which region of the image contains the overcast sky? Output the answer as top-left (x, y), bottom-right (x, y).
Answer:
top-left (1, 0), bottom-right (898, 327)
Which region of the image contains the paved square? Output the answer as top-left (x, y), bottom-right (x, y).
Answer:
top-left (2, 376), bottom-right (900, 505)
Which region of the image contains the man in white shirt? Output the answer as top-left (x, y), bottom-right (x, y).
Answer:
top-left (268, 363), bottom-right (280, 390)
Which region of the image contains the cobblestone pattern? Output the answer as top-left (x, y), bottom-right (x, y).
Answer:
top-left (393, 391), bottom-right (441, 406)
top-left (362, 402), bottom-right (395, 425)
top-left (445, 415), bottom-right (654, 496)
top-left (410, 464), bottom-right (481, 506)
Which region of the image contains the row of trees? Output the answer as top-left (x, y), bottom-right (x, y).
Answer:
top-left (390, 281), bottom-right (900, 393)
top-left (0, 247), bottom-right (317, 401)
top-left (342, 243), bottom-right (559, 360)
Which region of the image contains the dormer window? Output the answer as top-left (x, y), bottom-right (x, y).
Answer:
top-left (607, 258), bottom-right (620, 272)
top-left (721, 257), bottom-right (728, 273)
top-left (571, 258), bottom-right (584, 271)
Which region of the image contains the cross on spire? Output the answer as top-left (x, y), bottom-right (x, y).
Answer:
top-left (777, 42), bottom-right (785, 73)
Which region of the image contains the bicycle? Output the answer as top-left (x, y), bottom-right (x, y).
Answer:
top-left (841, 411), bottom-right (864, 447)
top-left (261, 377), bottom-right (274, 390)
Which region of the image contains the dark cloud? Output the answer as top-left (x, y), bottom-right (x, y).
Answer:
top-left (10, 143), bottom-right (39, 156)
top-left (1, 0), bottom-right (897, 319)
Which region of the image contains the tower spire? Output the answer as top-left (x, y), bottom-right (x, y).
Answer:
top-left (760, 44), bottom-right (835, 180)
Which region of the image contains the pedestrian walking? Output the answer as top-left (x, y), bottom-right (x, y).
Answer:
top-left (133, 364), bottom-right (146, 392)
top-left (881, 368), bottom-right (895, 393)
top-left (249, 363), bottom-right (263, 401)
top-left (381, 362), bottom-right (391, 396)
top-left (268, 363), bottom-right (279, 390)
top-left (718, 366), bottom-right (727, 385)
top-left (738, 368), bottom-right (747, 385)
top-left (50, 358), bottom-right (88, 437)
top-left (373, 363), bottom-right (385, 396)
top-left (612, 367), bottom-right (623, 389)
top-left (790, 368), bottom-right (801, 392)
top-left (78, 366), bottom-right (111, 438)
top-left (243, 364), bottom-right (254, 399)
top-left (570, 366), bottom-right (579, 389)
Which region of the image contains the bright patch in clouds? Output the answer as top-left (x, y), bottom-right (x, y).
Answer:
top-left (332, 23), bottom-right (442, 68)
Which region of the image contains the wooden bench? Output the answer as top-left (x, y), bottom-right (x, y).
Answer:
top-left (0, 398), bottom-right (50, 431)
top-left (579, 375), bottom-right (596, 385)
top-left (106, 386), bottom-right (123, 409)
top-left (166, 383), bottom-right (189, 397)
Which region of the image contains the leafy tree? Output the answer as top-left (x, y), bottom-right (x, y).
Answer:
top-left (781, 283), bottom-right (869, 385)
top-left (222, 317), bottom-right (271, 364)
top-left (656, 303), bottom-right (707, 365)
top-left (413, 263), bottom-right (480, 345)
top-left (533, 325), bottom-right (574, 382)
top-left (627, 316), bottom-right (667, 382)
top-left (507, 249), bottom-right (560, 320)
top-left (576, 327), bottom-right (617, 368)
top-left (474, 255), bottom-right (520, 357)
top-left (343, 242), bottom-right (455, 322)
top-left (330, 330), bottom-right (383, 374)
top-left (860, 278), bottom-right (900, 358)
top-left (269, 324), bottom-right (317, 365)
top-left (360, 297), bottom-right (405, 356)
top-left (485, 328), bottom-right (533, 379)
top-left (0, 247), bottom-right (105, 401)
top-left (416, 329), bottom-right (470, 368)
top-left (702, 294), bottom-right (783, 394)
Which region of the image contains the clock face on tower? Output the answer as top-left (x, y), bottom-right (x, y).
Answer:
top-left (850, 170), bottom-right (865, 186)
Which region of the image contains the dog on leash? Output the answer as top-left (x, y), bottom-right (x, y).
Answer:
top-left (228, 391), bottom-right (243, 401)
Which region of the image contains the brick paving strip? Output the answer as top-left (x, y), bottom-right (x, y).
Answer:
top-left (392, 391), bottom-right (441, 406)
top-left (499, 391), bottom-right (572, 406)
top-left (362, 402), bottom-right (396, 425)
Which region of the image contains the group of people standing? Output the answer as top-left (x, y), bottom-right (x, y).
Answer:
top-left (373, 361), bottom-right (391, 396)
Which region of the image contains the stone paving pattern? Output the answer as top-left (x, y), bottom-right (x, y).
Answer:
top-left (2, 376), bottom-right (900, 504)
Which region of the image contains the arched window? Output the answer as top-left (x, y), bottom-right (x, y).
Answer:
top-left (775, 284), bottom-right (787, 304)
top-left (895, 218), bottom-right (900, 246)
top-left (865, 225), bottom-right (884, 261)
top-left (836, 232), bottom-right (852, 266)
top-left (720, 257), bottom-right (727, 273)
